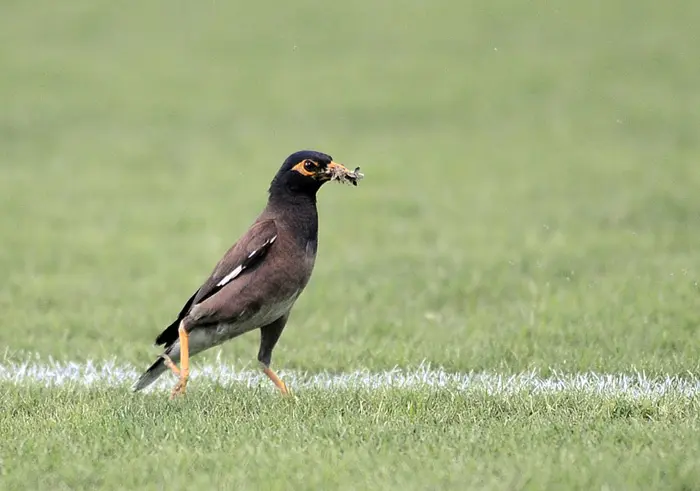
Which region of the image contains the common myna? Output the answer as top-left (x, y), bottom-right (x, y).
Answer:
top-left (132, 150), bottom-right (363, 399)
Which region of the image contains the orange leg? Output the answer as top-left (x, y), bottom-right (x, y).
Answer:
top-left (161, 354), bottom-right (180, 376)
top-left (170, 323), bottom-right (190, 400)
top-left (263, 365), bottom-right (290, 396)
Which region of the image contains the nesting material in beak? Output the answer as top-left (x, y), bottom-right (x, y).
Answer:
top-left (326, 162), bottom-right (364, 186)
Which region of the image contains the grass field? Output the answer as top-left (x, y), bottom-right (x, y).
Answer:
top-left (1, 0), bottom-right (700, 489)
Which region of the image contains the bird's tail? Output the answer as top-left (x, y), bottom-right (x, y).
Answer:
top-left (132, 356), bottom-right (168, 392)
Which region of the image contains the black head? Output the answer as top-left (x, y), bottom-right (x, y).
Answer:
top-left (268, 150), bottom-right (362, 198)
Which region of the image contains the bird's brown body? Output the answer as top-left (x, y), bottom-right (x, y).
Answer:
top-left (133, 150), bottom-right (362, 398)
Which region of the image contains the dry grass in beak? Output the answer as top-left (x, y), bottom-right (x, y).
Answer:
top-left (328, 166), bottom-right (364, 186)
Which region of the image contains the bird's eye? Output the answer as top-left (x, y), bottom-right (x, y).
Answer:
top-left (303, 160), bottom-right (316, 172)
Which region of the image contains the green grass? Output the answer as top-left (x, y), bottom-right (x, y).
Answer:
top-left (1, 0), bottom-right (700, 488)
top-left (3, 386), bottom-right (700, 490)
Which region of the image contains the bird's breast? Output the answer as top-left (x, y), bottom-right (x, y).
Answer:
top-left (304, 239), bottom-right (318, 272)
top-left (212, 290), bottom-right (301, 342)
top-left (306, 238), bottom-right (318, 256)
top-left (255, 290), bottom-right (301, 325)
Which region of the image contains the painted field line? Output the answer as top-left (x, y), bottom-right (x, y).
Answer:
top-left (1, 358), bottom-right (699, 398)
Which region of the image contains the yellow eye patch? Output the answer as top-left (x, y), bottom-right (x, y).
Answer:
top-left (291, 160), bottom-right (318, 177)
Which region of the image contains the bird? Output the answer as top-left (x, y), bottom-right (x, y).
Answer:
top-left (132, 150), bottom-right (363, 399)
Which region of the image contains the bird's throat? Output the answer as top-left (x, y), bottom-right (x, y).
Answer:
top-left (267, 193), bottom-right (319, 247)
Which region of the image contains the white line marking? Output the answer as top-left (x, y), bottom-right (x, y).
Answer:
top-left (1, 359), bottom-right (698, 398)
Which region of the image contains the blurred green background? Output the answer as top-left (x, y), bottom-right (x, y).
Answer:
top-left (3, 1), bottom-right (700, 490)
top-left (1, 0), bottom-right (699, 375)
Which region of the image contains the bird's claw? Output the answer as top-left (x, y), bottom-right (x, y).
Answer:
top-left (161, 354), bottom-right (180, 375)
top-left (279, 381), bottom-right (292, 397)
top-left (170, 380), bottom-right (187, 400)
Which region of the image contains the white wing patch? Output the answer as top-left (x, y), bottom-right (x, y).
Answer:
top-left (215, 235), bottom-right (277, 288)
top-left (216, 265), bottom-right (243, 287)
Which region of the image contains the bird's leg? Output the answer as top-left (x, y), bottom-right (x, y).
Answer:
top-left (161, 354), bottom-right (180, 376)
top-left (170, 322), bottom-right (190, 400)
top-left (262, 365), bottom-right (289, 396)
top-left (258, 316), bottom-right (290, 396)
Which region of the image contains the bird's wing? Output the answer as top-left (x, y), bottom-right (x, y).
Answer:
top-left (154, 219), bottom-right (278, 347)
top-left (193, 219), bottom-right (279, 306)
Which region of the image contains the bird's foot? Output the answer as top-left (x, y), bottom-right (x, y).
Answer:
top-left (170, 375), bottom-right (188, 400)
top-left (263, 366), bottom-right (291, 397)
top-left (161, 354), bottom-right (180, 376)
top-left (169, 322), bottom-right (190, 400)
top-left (276, 378), bottom-right (290, 397)
top-left (279, 380), bottom-right (292, 397)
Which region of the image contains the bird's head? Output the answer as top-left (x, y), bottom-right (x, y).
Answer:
top-left (269, 150), bottom-right (363, 198)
